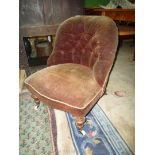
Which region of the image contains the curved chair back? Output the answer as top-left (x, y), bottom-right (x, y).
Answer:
top-left (47, 16), bottom-right (118, 86)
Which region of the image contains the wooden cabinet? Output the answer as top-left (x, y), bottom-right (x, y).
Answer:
top-left (84, 8), bottom-right (135, 38)
top-left (84, 8), bottom-right (135, 22)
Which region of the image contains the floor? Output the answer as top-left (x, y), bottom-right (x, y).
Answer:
top-left (19, 39), bottom-right (135, 153)
top-left (19, 93), bottom-right (54, 155)
top-left (98, 40), bottom-right (135, 152)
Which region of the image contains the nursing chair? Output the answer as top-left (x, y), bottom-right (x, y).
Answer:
top-left (25, 16), bottom-right (118, 131)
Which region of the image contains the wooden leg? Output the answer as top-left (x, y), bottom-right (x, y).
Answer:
top-left (75, 116), bottom-right (85, 131)
top-left (31, 94), bottom-right (40, 109)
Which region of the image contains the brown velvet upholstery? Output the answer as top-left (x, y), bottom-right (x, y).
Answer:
top-left (25, 16), bottom-right (118, 130)
top-left (47, 16), bottom-right (118, 86)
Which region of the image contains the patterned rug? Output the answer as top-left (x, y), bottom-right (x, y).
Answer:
top-left (19, 92), bottom-right (55, 155)
top-left (65, 104), bottom-right (134, 155)
top-left (20, 92), bottom-right (133, 155)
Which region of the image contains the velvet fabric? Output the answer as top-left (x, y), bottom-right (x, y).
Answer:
top-left (47, 16), bottom-right (118, 86)
top-left (25, 63), bottom-right (102, 115)
top-left (25, 16), bottom-right (118, 116)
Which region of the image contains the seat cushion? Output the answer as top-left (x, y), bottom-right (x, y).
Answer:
top-left (25, 63), bottom-right (102, 113)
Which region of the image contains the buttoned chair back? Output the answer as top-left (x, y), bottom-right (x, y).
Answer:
top-left (47, 16), bottom-right (118, 86)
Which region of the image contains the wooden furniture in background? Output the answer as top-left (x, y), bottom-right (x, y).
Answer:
top-left (84, 8), bottom-right (135, 38)
top-left (19, 0), bottom-right (84, 72)
top-left (88, 8), bottom-right (135, 21)
top-left (20, 25), bottom-right (59, 71)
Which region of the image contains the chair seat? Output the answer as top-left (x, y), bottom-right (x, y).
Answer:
top-left (25, 63), bottom-right (102, 114)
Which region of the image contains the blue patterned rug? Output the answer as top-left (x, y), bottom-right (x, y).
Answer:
top-left (66, 104), bottom-right (133, 155)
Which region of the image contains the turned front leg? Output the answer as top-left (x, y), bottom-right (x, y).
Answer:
top-left (75, 116), bottom-right (85, 131)
top-left (31, 94), bottom-right (40, 109)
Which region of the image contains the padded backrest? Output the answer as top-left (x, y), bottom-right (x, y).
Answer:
top-left (47, 16), bottom-right (118, 86)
